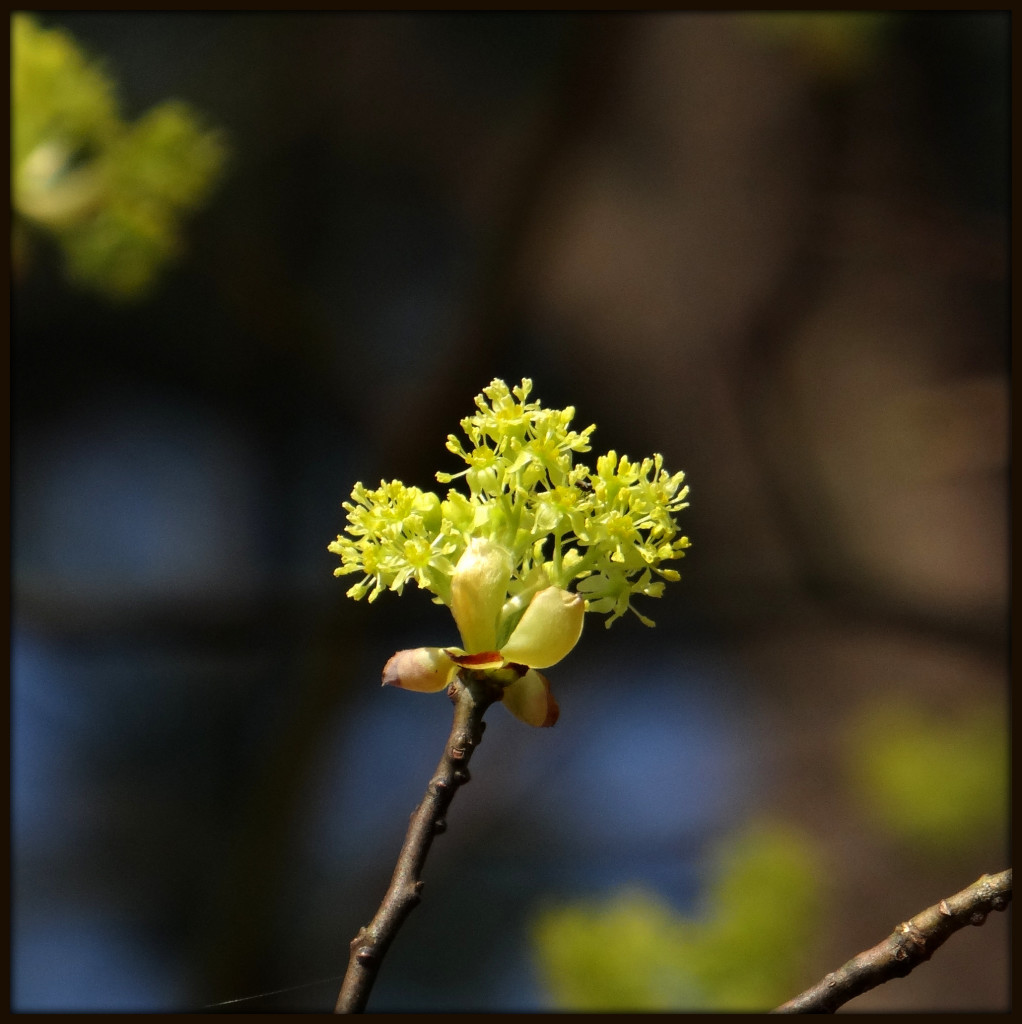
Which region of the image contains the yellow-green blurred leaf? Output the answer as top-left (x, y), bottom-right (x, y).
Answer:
top-left (844, 699), bottom-right (1008, 857)
top-left (533, 822), bottom-right (821, 1011)
top-left (111, 102), bottom-right (226, 211)
top-left (740, 13), bottom-right (893, 79)
top-left (12, 13), bottom-right (226, 300)
top-left (11, 13), bottom-right (119, 168)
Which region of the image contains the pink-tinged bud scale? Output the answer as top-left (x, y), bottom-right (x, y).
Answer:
top-left (382, 647), bottom-right (457, 692)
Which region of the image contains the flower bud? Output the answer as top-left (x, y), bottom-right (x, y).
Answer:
top-left (382, 647), bottom-right (456, 692)
top-left (501, 669), bottom-right (559, 727)
top-left (499, 586), bottom-right (584, 669)
top-left (450, 538), bottom-right (512, 653)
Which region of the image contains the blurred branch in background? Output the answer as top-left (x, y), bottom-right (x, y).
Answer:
top-left (366, 15), bottom-right (631, 483)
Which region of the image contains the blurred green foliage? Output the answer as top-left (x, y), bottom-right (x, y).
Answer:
top-left (532, 823), bottom-right (821, 1010)
top-left (741, 12), bottom-right (892, 79)
top-left (844, 699), bottom-right (1008, 859)
top-left (11, 13), bottom-right (226, 300)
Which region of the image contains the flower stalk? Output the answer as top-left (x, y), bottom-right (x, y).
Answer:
top-left (334, 673), bottom-right (501, 1014)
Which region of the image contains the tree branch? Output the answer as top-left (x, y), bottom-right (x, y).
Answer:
top-left (334, 673), bottom-right (501, 1014)
top-left (772, 868), bottom-right (1012, 1013)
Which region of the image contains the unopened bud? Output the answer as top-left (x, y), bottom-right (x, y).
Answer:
top-left (499, 587), bottom-right (584, 669)
top-left (501, 669), bottom-right (560, 727)
top-left (450, 538), bottom-right (512, 653)
top-left (382, 647), bottom-right (457, 692)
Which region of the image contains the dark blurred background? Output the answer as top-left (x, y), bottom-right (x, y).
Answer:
top-left (12, 12), bottom-right (1009, 1011)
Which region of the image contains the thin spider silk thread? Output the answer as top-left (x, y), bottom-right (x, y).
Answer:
top-left (201, 973), bottom-right (346, 1008)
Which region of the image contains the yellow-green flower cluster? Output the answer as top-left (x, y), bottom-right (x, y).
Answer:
top-left (331, 379), bottom-right (689, 726)
top-left (330, 378), bottom-right (690, 632)
top-left (12, 14), bottom-right (226, 300)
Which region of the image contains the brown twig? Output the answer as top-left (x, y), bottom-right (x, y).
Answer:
top-left (772, 868), bottom-right (1012, 1013)
top-left (334, 672), bottom-right (501, 1013)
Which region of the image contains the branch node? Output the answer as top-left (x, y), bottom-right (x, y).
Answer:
top-left (896, 921), bottom-right (929, 961)
top-left (938, 899), bottom-right (952, 917)
top-left (354, 946), bottom-right (375, 966)
top-left (453, 767), bottom-right (471, 785)
top-left (434, 817), bottom-right (447, 834)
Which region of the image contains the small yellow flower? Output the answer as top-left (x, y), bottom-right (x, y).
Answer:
top-left (330, 379), bottom-right (690, 725)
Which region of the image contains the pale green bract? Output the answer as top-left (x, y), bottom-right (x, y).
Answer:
top-left (329, 378), bottom-right (690, 631)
